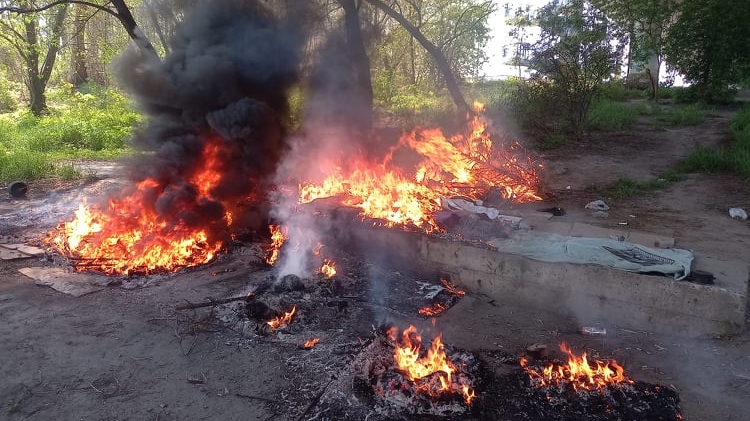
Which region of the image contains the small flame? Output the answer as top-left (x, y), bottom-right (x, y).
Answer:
top-left (265, 224), bottom-right (287, 266)
top-left (303, 338), bottom-right (320, 349)
top-left (319, 258), bottom-right (337, 278)
top-left (266, 305), bottom-right (296, 331)
top-left (440, 278), bottom-right (465, 296)
top-left (520, 342), bottom-right (634, 391)
top-left (389, 325), bottom-right (475, 405)
top-left (418, 302), bottom-right (447, 317)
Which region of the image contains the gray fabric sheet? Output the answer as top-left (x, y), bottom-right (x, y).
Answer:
top-left (487, 231), bottom-right (693, 280)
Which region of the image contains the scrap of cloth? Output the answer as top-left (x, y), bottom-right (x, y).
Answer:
top-left (487, 231), bottom-right (693, 280)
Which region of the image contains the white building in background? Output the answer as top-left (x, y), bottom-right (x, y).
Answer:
top-left (482, 1), bottom-right (549, 80)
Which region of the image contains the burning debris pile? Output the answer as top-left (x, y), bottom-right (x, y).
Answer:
top-left (39, 1), bottom-right (543, 277)
top-left (478, 343), bottom-right (683, 421)
top-left (360, 325), bottom-right (478, 417)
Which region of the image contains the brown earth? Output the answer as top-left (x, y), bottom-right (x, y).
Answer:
top-left (1, 103), bottom-right (749, 421)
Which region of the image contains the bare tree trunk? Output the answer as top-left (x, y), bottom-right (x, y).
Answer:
top-left (364, 0), bottom-right (470, 113)
top-left (110, 0), bottom-right (160, 60)
top-left (339, 0), bottom-right (374, 129)
top-left (24, 3), bottom-right (68, 115)
top-left (69, 4), bottom-right (88, 89)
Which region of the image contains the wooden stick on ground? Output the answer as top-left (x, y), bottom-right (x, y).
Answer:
top-left (175, 294), bottom-right (253, 311)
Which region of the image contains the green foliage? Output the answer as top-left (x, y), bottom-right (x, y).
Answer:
top-left (534, 133), bottom-right (568, 151)
top-left (0, 84), bottom-right (139, 182)
top-left (664, 0), bottom-right (750, 103)
top-left (526, 0), bottom-right (622, 136)
top-left (656, 103), bottom-right (708, 126)
top-left (376, 83), bottom-right (453, 119)
top-left (370, 0), bottom-right (493, 94)
top-left (588, 100), bottom-right (638, 131)
top-left (597, 81), bottom-right (643, 102)
top-left (0, 75), bottom-right (18, 112)
top-left (677, 106), bottom-right (750, 178)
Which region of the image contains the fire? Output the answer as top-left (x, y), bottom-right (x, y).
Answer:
top-left (319, 258), bottom-right (337, 278)
top-left (265, 224), bottom-right (288, 265)
top-left (389, 325), bottom-right (475, 405)
top-left (297, 103), bottom-right (541, 232)
top-left (520, 342), bottom-right (634, 391)
top-left (302, 338), bottom-right (320, 349)
top-left (440, 278), bottom-right (465, 296)
top-left (42, 137), bottom-right (232, 275)
top-left (418, 302), bottom-right (447, 317)
top-left (266, 305), bottom-right (296, 331)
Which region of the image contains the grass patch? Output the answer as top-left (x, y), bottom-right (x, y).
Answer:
top-left (608, 171), bottom-right (685, 199)
top-left (0, 83), bottom-right (139, 183)
top-left (588, 100), bottom-right (638, 131)
top-left (654, 103), bottom-right (709, 126)
top-left (534, 133), bottom-right (568, 151)
top-left (672, 105), bottom-right (750, 178)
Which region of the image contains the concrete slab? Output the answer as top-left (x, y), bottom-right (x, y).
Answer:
top-left (0, 243), bottom-right (44, 260)
top-left (339, 224), bottom-right (748, 337)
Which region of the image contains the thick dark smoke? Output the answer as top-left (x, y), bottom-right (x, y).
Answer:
top-left (113, 0), bottom-right (302, 234)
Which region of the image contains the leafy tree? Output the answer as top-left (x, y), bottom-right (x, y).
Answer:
top-left (367, 0), bottom-right (492, 112)
top-left (505, 5), bottom-right (536, 79)
top-left (664, 0), bottom-right (750, 103)
top-left (0, 1), bottom-right (69, 115)
top-left (526, 0), bottom-right (622, 135)
top-left (591, 0), bottom-right (677, 100)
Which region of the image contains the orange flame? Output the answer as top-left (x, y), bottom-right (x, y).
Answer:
top-left (389, 325), bottom-right (475, 405)
top-left (440, 278), bottom-right (465, 296)
top-left (418, 303), bottom-right (447, 317)
top-left (520, 342), bottom-right (634, 391)
top-left (297, 103), bottom-right (541, 232)
top-left (266, 305), bottom-right (296, 331)
top-left (319, 258), bottom-right (337, 278)
top-left (42, 138), bottom-right (231, 275)
top-left (265, 224), bottom-right (288, 265)
top-left (302, 338), bottom-right (320, 349)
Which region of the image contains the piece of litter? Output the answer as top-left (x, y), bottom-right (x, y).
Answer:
top-left (729, 208), bottom-right (747, 220)
top-left (585, 199), bottom-right (610, 211)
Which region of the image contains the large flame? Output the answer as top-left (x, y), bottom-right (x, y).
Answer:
top-left (520, 342), bottom-right (634, 391)
top-left (389, 325), bottom-right (475, 404)
top-left (43, 136), bottom-right (231, 275)
top-left (298, 103), bottom-right (541, 231)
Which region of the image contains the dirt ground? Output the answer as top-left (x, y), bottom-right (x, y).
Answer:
top-left (1, 103), bottom-right (749, 421)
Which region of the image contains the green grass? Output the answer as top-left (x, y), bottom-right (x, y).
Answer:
top-left (588, 99), bottom-right (639, 131)
top-left (608, 171), bottom-right (685, 199)
top-left (0, 83), bottom-right (140, 183)
top-left (651, 103), bottom-right (709, 127)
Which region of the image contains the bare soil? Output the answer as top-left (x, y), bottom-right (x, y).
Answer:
top-left (1, 104), bottom-right (749, 421)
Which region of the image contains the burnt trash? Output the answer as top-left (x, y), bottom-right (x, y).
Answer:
top-left (687, 269), bottom-right (715, 285)
top-left (8, 181), bottom-right (28, 199)
top-left (538, 206), bottom-right (565, 216)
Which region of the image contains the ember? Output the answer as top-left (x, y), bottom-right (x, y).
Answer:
top-left (418, 302), bottom-right (447, 317)
top-left (520, 342), bottom-right (633, 391)
top-left (265, 224), bottom-right (288, 266)
top-left (302, 337), bottom-right (320, 349)
top-left (440, 278), bottom-right (465, 296)
top-left (266, 305), bottom-right (296, 331)
top-left (319, 258), bottom-right (337, 278)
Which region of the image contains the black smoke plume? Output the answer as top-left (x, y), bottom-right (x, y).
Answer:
top-left (113, 0), bottom-right (302, 235)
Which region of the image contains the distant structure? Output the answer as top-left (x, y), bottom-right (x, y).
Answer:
top-left (482, 1), bottom-right (546, 80)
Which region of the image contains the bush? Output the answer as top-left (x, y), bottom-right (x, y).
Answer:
top-left (598, 81), bottom-right (643, 102)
